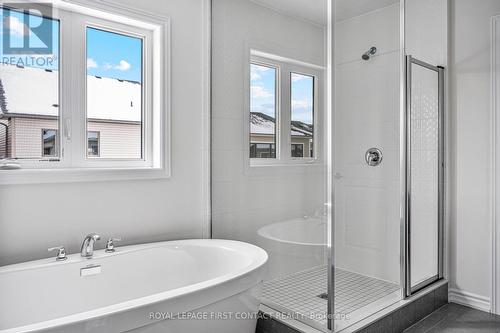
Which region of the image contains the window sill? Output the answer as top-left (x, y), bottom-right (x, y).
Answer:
top-left (0, 167), bottom-right (170, 185)
top-left (246, 159), bottom-right (324, 177)
top-left (249, 158), bottom-right (321, 168)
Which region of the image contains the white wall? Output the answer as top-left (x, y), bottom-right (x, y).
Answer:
top-left (211, 0), bottom-right (326, 280)
top-left (406, 0), bottom-right (447, 67)
top-left (0, 0), bottom-right (209, 266)
top-left (449, 0), bottom-right (500, 311)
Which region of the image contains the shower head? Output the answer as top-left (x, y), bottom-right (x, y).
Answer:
top-left (362, 47), bottom-right (377, 61)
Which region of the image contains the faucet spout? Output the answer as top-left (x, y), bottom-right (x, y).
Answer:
top-left (80, 233), bottom-right (101, 258)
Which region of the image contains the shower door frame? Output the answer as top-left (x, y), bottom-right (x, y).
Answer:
top-left (403, 55), bottom-right (445, 297)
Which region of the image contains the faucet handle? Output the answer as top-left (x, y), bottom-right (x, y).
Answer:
top-left (105, 237), bottom-right (122, 253)
top-left (48, 246), bottom-right (68, 261)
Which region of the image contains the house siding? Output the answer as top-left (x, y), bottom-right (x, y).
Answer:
top-left (6, 118), bottom-right (141, 159)
top-left (87, 121), bottom-right (141, 159)
top-left (250, 134), bottom-right (313, 157)
top-left (0, 119), bottom-right (7, 158)
top-left (11, 118), bottom-right (59, 159)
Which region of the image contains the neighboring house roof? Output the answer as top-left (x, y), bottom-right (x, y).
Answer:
top-left (250, 112), bottom-right (313, 137)
top-left (0, 64), bottom-right (141, 122)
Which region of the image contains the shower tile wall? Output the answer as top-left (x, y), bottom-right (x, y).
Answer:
top-left (334, 3), bottom-right (401, 284)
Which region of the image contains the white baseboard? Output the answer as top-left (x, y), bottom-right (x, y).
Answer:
top-left (449, 288), bottom-right (491, 312)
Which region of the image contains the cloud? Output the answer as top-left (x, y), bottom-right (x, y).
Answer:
top-left (251, 71), bottom-right (261, 81)
top-left (291, 100), bottom-right (313, 123)
top-left (4, 16), bottom-right (28, 37)
top-left (102, 60), bottom-right (131, 71)
top-left (115, 60), bottom-right (131, 71)
top-left (291, 73), bottom-right (309, 82)
top-left (251, 102), bottom-right (275, 114)
top-left (292, 99), bottom-right (312, 109)
top-left (251, 64), bottom-right (271, 82)
top-left (251, 85), bottom-right (273, 98)
top-left (87, 58), bottom-right (98, 69)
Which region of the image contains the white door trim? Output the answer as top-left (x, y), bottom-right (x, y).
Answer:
top-left (491, 14), bottom-right (500, 315)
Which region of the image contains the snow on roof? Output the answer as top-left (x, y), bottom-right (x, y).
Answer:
top-left (0, 64), bottom-right (141, 122)
top-left (251, 112), bottom-right (313, 137)
top-left (250, 112), bottom-right (276, 135)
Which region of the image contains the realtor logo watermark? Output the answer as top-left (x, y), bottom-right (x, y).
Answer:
top-left (1, 2), bottom-right (56, 67)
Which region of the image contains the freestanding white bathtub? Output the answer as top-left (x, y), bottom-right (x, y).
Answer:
top-left (0, 239), bottom-right (268, 333)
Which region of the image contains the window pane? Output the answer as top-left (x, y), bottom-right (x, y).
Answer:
top-left (0, 9), bottom-right (60, 160)
top-left (250, 63), bottom-right (276, 158)
top-left (42, 129), bottom-right (57, 157)
top-left (86, 27), bottom-right (142, 159)
top-left (291, 73), bottom-right (314, 158)
top-left (291, 143), bottom-right (304, 157)
top-left (87, 131), bottom-right (100, 157)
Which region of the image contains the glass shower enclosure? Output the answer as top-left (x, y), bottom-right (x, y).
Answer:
top-left (211, 0), bottom-right (447, 331)
top-left (330, 0), bottom-right (446, 330)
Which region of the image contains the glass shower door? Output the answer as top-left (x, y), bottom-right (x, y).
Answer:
top-left (211, 0), bottom-right (329, 331)
top-left (331, 1), bottom-right (404, 330)
top-left (405, 56), bottom-right (445, 295)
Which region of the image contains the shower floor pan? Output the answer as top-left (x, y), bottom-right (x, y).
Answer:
top-left (261, 266), bottom-right (400, 332)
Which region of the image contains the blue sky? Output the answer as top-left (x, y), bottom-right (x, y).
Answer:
top-left (250, 64), bottom-right (313, 125)
top-left (1, 9), bottom-right (141, 82)
top-left (86, 27), bottom-right (142, 83)
top-left (291, 73), bottom-right (314, 125)
top-left (250, 63), bottom-right (276, 119)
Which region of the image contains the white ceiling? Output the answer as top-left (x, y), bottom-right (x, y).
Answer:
top-left (250, 0), bottom-right (400, 26)
top-left (335, 0), bottom-right (400, 22)
top-left (251, 0), bottom-right (327, 26)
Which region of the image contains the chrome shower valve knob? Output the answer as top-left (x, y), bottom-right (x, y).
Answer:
top-left (365, 148), bottom-right (383, 167)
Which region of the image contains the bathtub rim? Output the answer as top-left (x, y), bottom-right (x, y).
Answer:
top-left (257, 218), bottom-right (327, 247)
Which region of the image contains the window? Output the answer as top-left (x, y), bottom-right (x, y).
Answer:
top-left (0, 2), bottom-right (168, 183)
top-left (250, 63), bottom-right (277, 159)
top-left (86, 28), bottom-right (142, 160)
top-left (249, 53), bottom-right (321, 165)
top-left (250, 143), bottom-right (276, 158)
top-left (42, 130), bottom-right (58, 157)
top-left (291, 73), bottom-right (314, 158)
top-left (291, 143), bottom-right (304, 158)
top-left (0, 8), bottom-right (60, 161)
top-left (87, 131), bottom-right (100, 157)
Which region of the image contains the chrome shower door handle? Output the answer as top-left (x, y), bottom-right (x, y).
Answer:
top-left (365, 148), bottom-right (383, 167)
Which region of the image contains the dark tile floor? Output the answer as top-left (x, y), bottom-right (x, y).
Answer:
top-left (405, 303), bottom-right (500, 333)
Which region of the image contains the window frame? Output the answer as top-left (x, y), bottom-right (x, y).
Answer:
top-left (248, 52), bottom-right (323, 167)
top-left (249, 60), bottom-right (280, 162)
top-left (0, 1), bottom-right (171, 184)
top-left (290, 71), bottom-right (315, 160)
top-left (79, 18), bottom-right (151, 168)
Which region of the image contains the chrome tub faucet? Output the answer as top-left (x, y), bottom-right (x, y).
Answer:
top-left (80, 233), bottom-right (101, 258)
